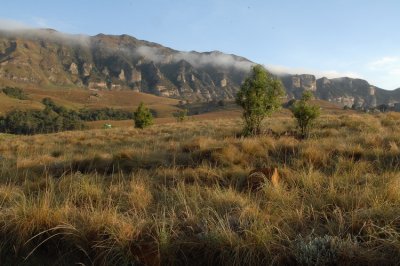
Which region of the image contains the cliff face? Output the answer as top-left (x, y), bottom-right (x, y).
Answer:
top-left (0, 29), bottom-right (253, 101)
top-left (315, 77), bottom-right (378, 107)
top-left (1, 29), bottom-right (400, 107)
top-left (280, 74), bottom-right (399, 108)
top-left (281, 74), bottom-right (317, 99)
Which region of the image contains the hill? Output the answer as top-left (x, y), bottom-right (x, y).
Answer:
top-left (0, 87), bottom-right (182, 119)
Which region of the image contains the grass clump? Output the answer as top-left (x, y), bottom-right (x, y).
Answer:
top-left (294, 235), bottom-right (358, 266)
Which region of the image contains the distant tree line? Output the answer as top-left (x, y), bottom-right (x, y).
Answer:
top-left (0, 98), bottom-right (85, 134)
top-left (78, 108), bottom-right (135, 121)
top-left (0, 98), bottom-right (138, 135)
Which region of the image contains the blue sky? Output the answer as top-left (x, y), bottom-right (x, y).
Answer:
top-left (1, 0), bottom-right (400, 89)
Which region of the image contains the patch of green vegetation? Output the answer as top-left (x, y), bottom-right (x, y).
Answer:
top-left (0, 98), bottom-right (85, 134)
top-left (290, 91), bottom-right (321, 138)
top-left (134, 102), bottom-right (153, 129)
top-left (0, 97), bottom-right (153, 135)
top-left (78, 108), bottom-right (135, 121)
top-left (1, 87), bottom-right (29, 100)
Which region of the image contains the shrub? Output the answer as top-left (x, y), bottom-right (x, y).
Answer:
top-left (134, 102), bottom-right (153, 129)
top-left (290, 91), bottom-right (320, 138)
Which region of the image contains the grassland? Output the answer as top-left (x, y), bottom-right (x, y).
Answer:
top-left (0, 86), bottom-right (182, 118)
top-left (0, 111), bottom-right (400, 265)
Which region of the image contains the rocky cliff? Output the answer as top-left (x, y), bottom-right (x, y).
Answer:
top-left (281, 74), bottom-right (317, 99)
top-left (280, 74), bottom-right (400, 108)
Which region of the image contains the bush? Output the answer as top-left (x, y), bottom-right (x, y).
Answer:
top-left (291, 91), bottom-right (320, 138)
top-left (133, 102), bottom-right (153, 129)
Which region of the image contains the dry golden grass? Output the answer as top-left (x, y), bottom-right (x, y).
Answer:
top-left (0, 112), bottom-right (400, 265)
top-left (0, 86), bottom-right (183, 118)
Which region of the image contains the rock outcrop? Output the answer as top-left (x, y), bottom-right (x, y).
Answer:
top-left (316, 77), bottom-right (379, 108)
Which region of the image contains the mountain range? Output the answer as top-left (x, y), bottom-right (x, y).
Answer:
top-left (1, 28), bottom-right (399, 107)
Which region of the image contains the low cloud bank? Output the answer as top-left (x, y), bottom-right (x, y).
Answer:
top-left (134, 46), bottom-right (254, 71)
top-left (266, 64), bottom-right (362, 79)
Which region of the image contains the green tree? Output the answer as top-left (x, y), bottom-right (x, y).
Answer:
top-left (133, 102), bottom-right (153, 129)
top-left (290, 91), bottom-right (320, 139)
top-left (236, 65), bottom-right (285, 135)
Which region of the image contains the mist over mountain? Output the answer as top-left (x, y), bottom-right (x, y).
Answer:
top-left (0, 28), bottom-right (399, 106)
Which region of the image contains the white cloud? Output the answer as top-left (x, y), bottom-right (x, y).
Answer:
top-left (368, 56), bottom-right (399, 69)
top-left (174, 51), bottom-right (254, 71)
top-left (365, 56), bottom-right (400, 89)
top-left (265, 64), bottom-right (362, 79)
top-left (133, 46), bottom-right (254, 71)
top-left (0, 20), bottom-right (90, 47)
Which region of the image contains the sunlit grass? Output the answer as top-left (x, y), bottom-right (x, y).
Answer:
top-left (0, 113), bottom-right (399, 265)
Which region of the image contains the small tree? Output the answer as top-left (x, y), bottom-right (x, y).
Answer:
top-left (174, 108), bottom-right (188, 122)
top-left (133, 102), bottom-right (153, 129)
top-left (291, 91), bottom-right (320, 138)
top-left (236, 65), bottom-right (285, 135)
